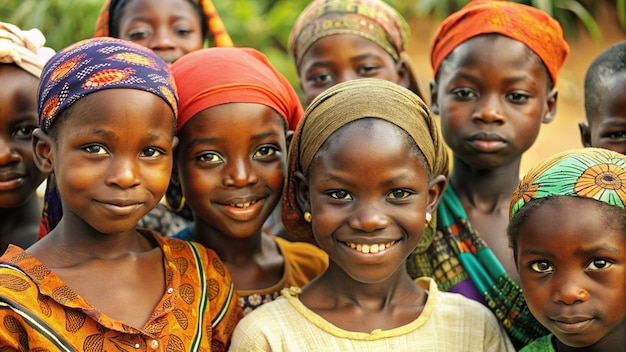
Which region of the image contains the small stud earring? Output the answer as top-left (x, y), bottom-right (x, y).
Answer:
top-left (304, 211), bottom-right (312, 223)
top-left (425, 212), bottom-right (432, 226)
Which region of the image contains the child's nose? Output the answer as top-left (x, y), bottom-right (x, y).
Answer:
top-left (106, 157), bottom-right (140, 188)
top-left (348, 202), bottom-right (390, 232)
top-left (472, 94), bottom-right (505, 124)
top-left (336, 70), bottom-right (360, 85)
top-left (222, 158), bottom-right (259, 187)
top-left (0, 138), bottom-right (18, 165)
top-left (150, 28), bottom-right (176, 50)
top-left (551, 274), bottom-right (590, 305)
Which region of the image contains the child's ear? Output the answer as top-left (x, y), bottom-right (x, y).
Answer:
top-left (32, 128), bottom-right (54, 174)
top-left (426, 174), bottom-right (447, 214)
top-left (578, 121), bottom-right (592, 147)
top-left (542, 88), bottom-right (558, 124)
top-left (429, 80), bottom-right (440, 115)
top-left (294, 170), bottom-right (310, 213)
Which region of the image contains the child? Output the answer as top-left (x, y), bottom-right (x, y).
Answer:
top-left (94, 0), bottom-right (234, 236)
top-left (406, 0), bottom-right (570, 348)
top-left (94, 0), bottom-right (232, 64)
top-left (579, 41), bottom-right (626, 155)
top-left (0, 22), bottom-right (54, 251)
top-left (168, 47), bottom-right (328, 315)
top-left (0, 37), bottom-right (241, 350)
top-left (229, 78), bottom-right (514, 351)
top-left (508, 147), bottom-right (626, 351)
top-left (289, 0), bottom-right (423, 105)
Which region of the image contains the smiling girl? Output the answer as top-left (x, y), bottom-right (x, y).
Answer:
top-left (229, 79), bottom-right (514, 351)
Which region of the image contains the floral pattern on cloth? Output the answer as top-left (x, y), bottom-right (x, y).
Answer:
top-left (510, 147), bottom-right (626, 217)
top-left (0, 230), bottom-right (242, 351)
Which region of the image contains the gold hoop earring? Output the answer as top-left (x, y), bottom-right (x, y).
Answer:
top-left (303, 211), bottom-right (312, 223)
top-left (425, 212), bottom-right (432, 226)
top-left (165, 195), bottom-right (186, 213)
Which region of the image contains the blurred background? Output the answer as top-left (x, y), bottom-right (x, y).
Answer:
top-left (2, 0), bottom-right (625, 173)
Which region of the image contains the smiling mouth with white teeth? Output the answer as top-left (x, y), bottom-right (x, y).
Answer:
top-left (230, 200), bottom-right (257, 209)
top-left (343, 241), bottom-right (397, 254)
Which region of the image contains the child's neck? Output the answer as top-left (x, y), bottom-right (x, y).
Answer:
top-left (27, 215), bottom-right (154, 268)
top-left (190, 223), bottom-right (285, 291)
top-left (449, 155), bottom-right (521, 212)
top-left (449, 155), bottom-right (522, 284)
top-left (190, 222), bottom-right (265, 263)
top-left (0, 195), bottom-right (41, 252)
top-left (300, 262), bottom-right (426, 332)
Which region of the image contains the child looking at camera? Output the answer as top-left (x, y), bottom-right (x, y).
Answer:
top-left (230, 79), bottom-right (513, 351)
top-left (0, 37), bottom-right (241, 350)
top-left (509, 148), bottom-right (626, 351)
top-left (169, 47), bottom-right (328, 315)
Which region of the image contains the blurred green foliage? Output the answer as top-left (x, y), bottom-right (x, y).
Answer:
top-left (1, 0), bottom-right (624, 88)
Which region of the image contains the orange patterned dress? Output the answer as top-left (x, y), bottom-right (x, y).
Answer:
top-left (0, 230), bottom-right (242, 351)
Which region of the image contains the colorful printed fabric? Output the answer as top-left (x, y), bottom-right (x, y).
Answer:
top-left (94, 0), bottom-right (233, 47)
top-left (289, 0), bottom-right (409, 66)
top-left (170, 47), bottom-right (303, 133)
top-left (407, 185), bottom-right (549, 349)
top-left (282, 78), bottom-right (449, 242)
top-left (430, 0), bottom-right (569, 85)
top-left (0, 22), bottom-right (55, 78)
top-left (175, 228), bottom-right (328, 315)
top-left (0, 230), bottom-right (242, 351)
top-left (510, 148), bottom-right (626, 217)
top-left (37, 37), bottom-right (178, 238)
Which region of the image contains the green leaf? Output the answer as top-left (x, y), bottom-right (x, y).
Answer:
top-left (618, 0), bottom-right (626, 30)
top-left (555, 0), bottom-right (603, 45)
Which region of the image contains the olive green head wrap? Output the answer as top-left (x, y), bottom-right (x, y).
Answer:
top-left (282, 78), bottom-right (449, 241)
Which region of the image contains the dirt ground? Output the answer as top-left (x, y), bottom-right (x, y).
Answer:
top-left (405, 5), bottom-right (626, 175)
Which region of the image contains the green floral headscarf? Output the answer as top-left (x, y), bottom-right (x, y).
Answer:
top-left (510, 147), bottom-right (626, 219)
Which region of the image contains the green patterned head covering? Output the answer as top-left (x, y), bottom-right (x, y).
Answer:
top-left (510, 147), bottom-right (626, 219)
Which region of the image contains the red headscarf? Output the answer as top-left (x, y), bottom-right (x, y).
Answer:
top-left (431, 0), bottom-right (569, 85)
top-left (170, 47), bottom-right (302, 133)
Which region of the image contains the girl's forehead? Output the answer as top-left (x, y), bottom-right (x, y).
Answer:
top-left (437, 35), bottom-right (548, 83)
top-left (58, 89), bottom-right (175, 132)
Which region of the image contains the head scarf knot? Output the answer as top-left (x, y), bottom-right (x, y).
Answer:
top-left (431, 0), bottom-right (569, 85)
top-left (170, 47), bottom-right (303, 133)
top-left (0, 22), bottom-right (55, 78)
top-left (289, 0), bottom-right (409, 67)
top-left (510, 148), bottom-right (626, 219)
top-left (37, 37), bottom-right (178, 238)
top-left (283, 78), bottom-right (449, 241)
top-left (94, 0), bottom-right (233, 47)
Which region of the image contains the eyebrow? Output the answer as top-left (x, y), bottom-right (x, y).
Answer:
top-left (574, 246), bottom-right (621, 256)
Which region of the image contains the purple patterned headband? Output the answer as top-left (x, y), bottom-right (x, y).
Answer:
top-left (38, 37), bottom-right (178, 132)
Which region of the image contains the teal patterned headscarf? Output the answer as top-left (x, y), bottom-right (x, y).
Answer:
top-left (510, 147), bottom-right (626, 219)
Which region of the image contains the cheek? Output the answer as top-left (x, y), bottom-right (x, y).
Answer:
top-left (180, 165), bottom-right (215, 194)
top-left (309, 195), bottom-right (341, 237)
top-left (147, 162), bottom-right (174, 192)
top-left (262, 162), bottom-right (285, 191)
